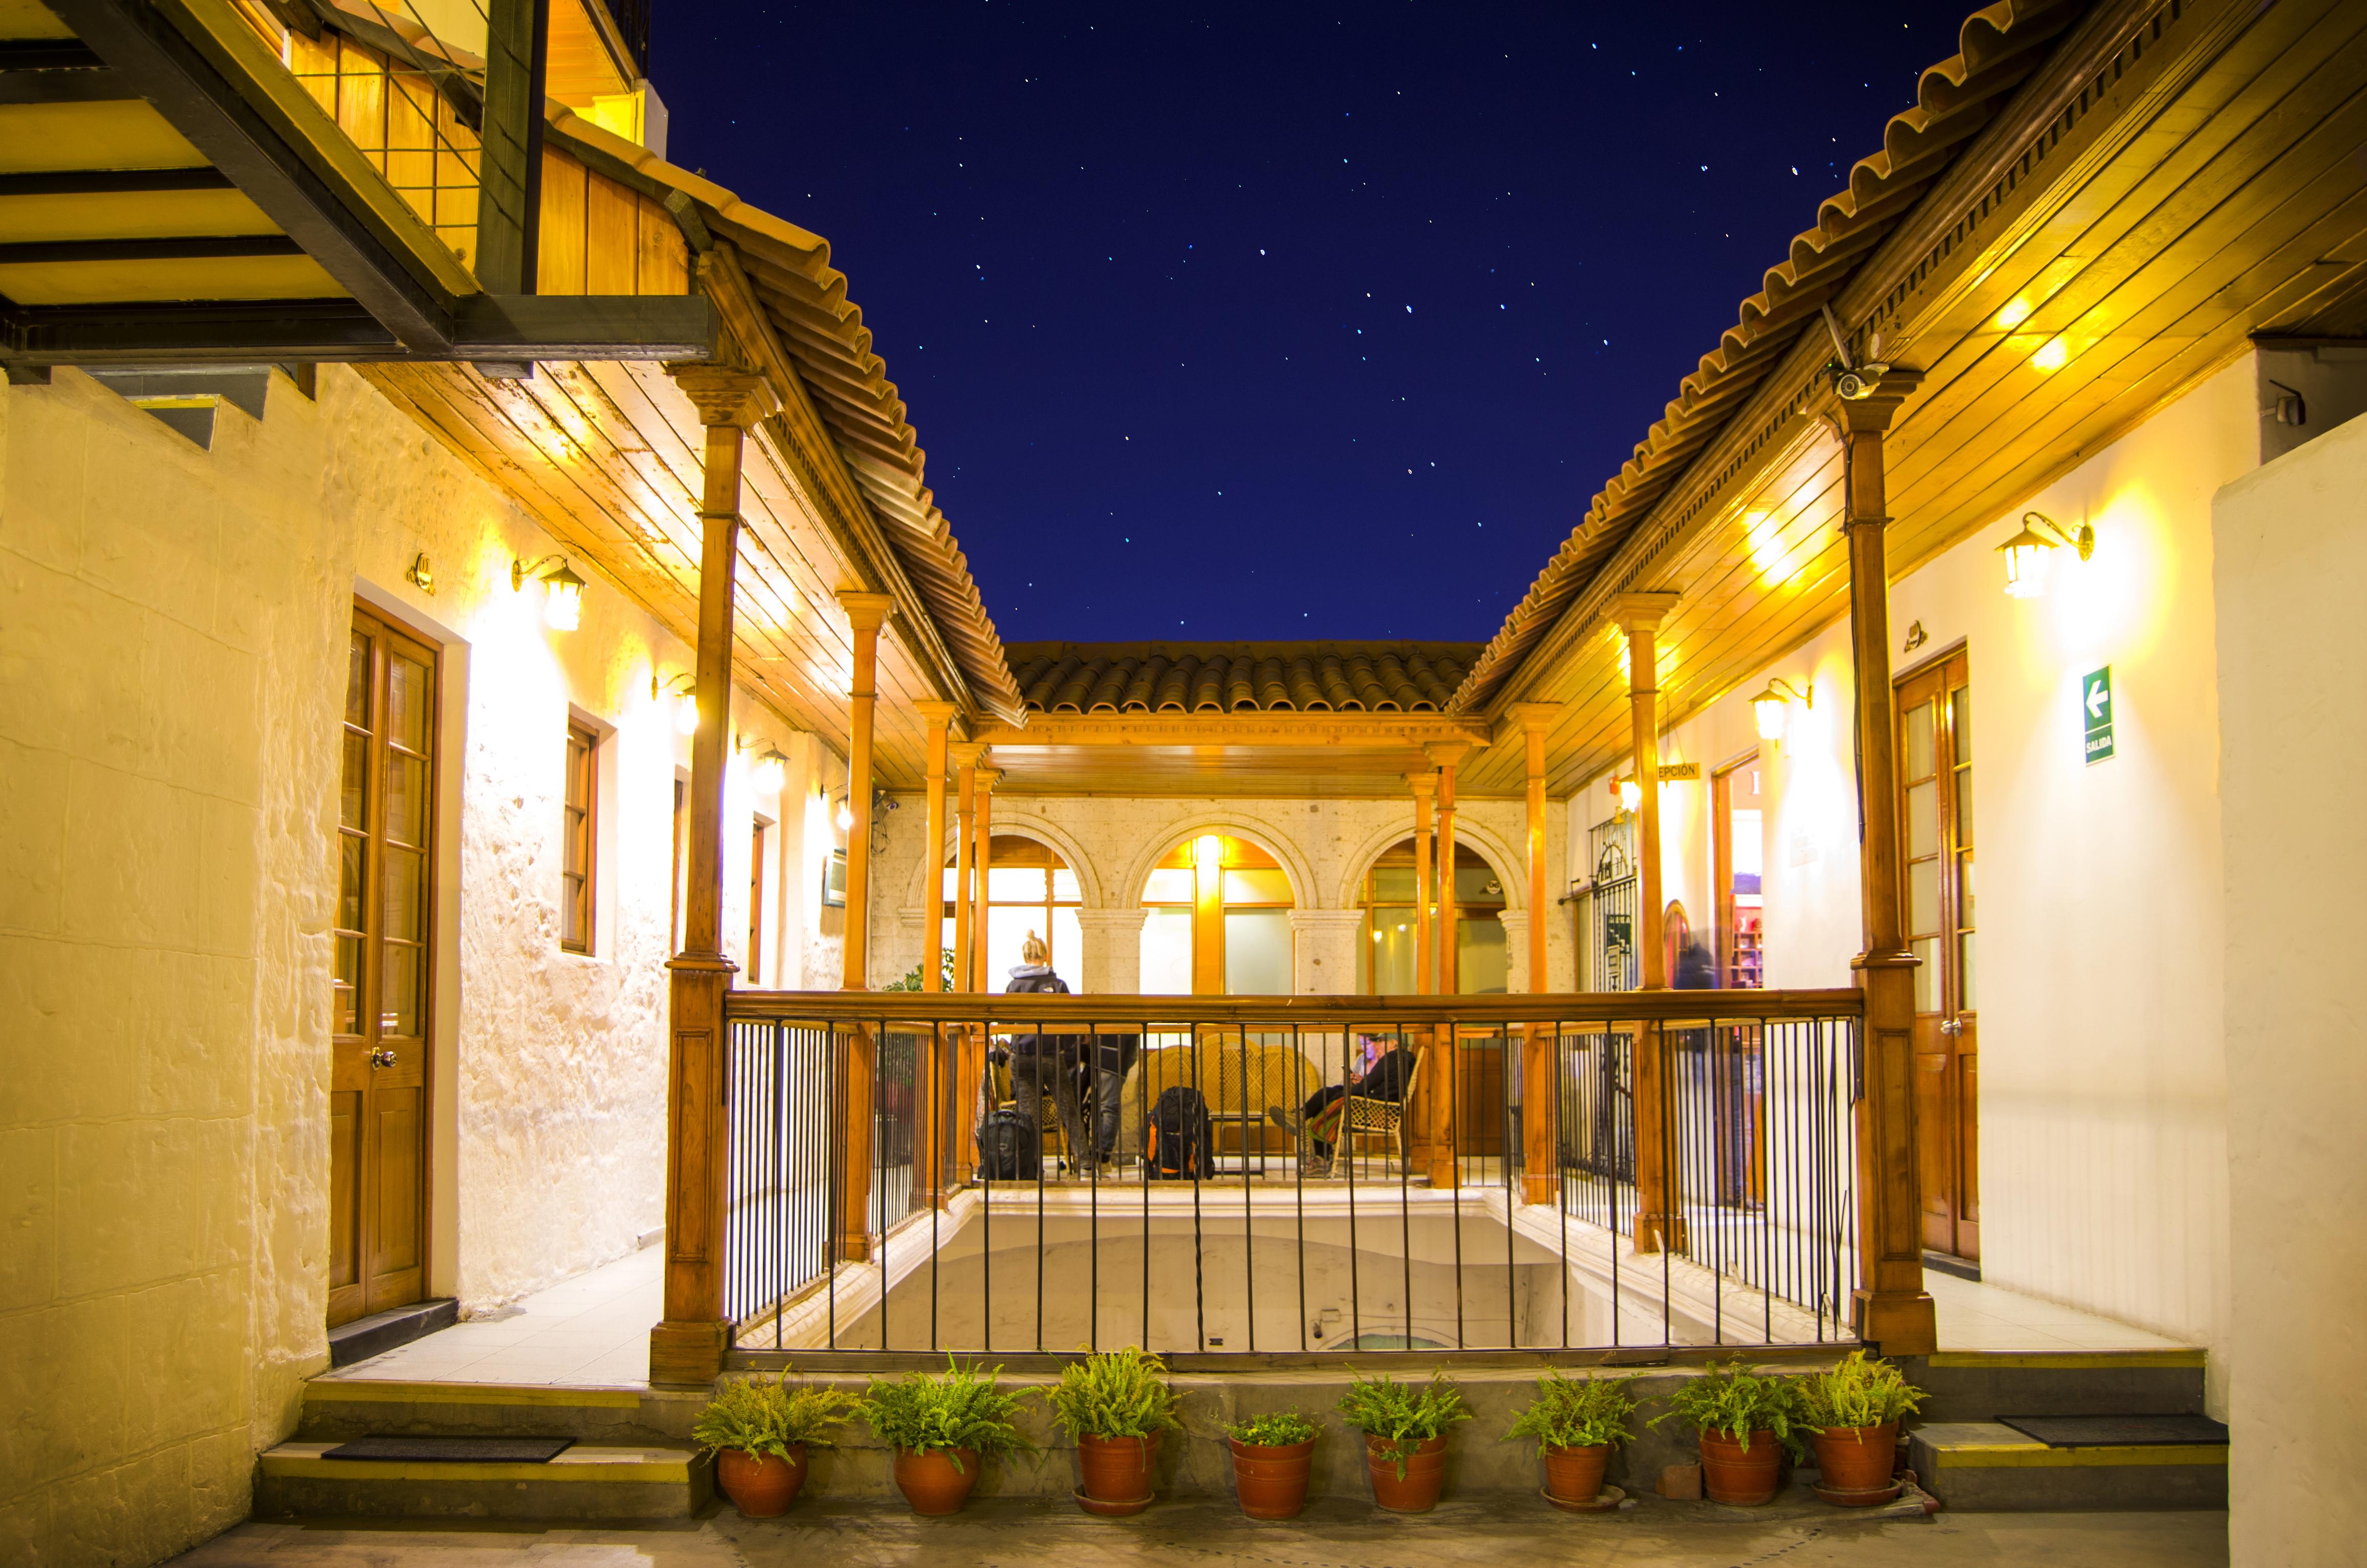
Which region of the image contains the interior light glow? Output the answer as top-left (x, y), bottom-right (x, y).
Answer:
top-left (1746, 677), bottom-right (1813, 741)
top-left (834, 797), bottom-right (855, 832)
top-left (1193, 834), bottom-right (1224, 878)
top-left (511, 554), bottom-right (586, 631)
top-left (1618, 778), bottom-right (1642, 814)
top-left (674, 687), bottom-right (700, 735)
top-left (2031, 337), bottom-right (2070, 373)
top-left (1993, 296), bottom-right (2034, 330)
top-left (751, 746), bottom-right (788, 794)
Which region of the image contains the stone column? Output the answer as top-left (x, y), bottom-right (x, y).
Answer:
top-left (1615, 591), bottom-right (1682, 1252)
top-left (1288, 908), bottom-right (1366, 997)
top-left (1837, 377), bottom-right (1939, 1355)
top-left (1077, 907), bottom-right (1148, 995)
top-left (1497, 909), bottom-right (1532, 994)
top-left (651, 362), bottom-right (775, 1386)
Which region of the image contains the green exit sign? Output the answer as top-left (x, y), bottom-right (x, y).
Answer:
top-left (2082, 667), bottom-right (2114, 765)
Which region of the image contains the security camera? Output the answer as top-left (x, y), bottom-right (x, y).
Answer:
top-left (1834, 362), bottom-right (1891, 400)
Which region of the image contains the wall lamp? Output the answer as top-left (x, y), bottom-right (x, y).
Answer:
top-left (741, 739), bottom-right (788, 794)
top-left (512, 554), bottom-right (585, 630)
top-left (1748, 677), bottom-right (1814, 741)
top-left (832, 790), bottom-right (854, 832)
top-left (653, 671), bottom-right (699, 735)
top-left (1616, 777), bottom-right (1642, 815)
top-left (1995, 510), bottom-right (2094, 599)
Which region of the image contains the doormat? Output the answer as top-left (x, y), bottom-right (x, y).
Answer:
top-left (1994, 1414), bottom-right (2228, 1448)
top-left (322, 1435), bottom-right (575, 1463)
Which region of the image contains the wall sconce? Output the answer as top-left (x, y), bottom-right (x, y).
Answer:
top-left (512, 554), bottom-right (585, 630)
top-left (1748, 677), bottom-right (1814, 741)
top-left (1617, 777), bottom-right (1642, 814)
top-left (1995, 510), bottom-right (2094, 599)
top-left (832, 790), bottom-right (854, 833)
top-left (750, 745), bottom-right (788, 794)
top-left (406, 552), bottom-right (436, 594)
top-left (653, 671), bottom-right (698, 735)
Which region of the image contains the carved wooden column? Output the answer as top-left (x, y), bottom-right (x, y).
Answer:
top-left (1616, 591), bottom-right (1682, 1252)
top-left (1836, 378), bottom-right (1940, 1354)
top-left (971, 764), bottom-right (998, 990)
top-left (950, 744), bottom-right (982, 990)
top-left (1510, 703), bottom-right (1561, 1206)
top-left (1408, 772), bottom-right (1437, 995)
top-left (650, 362), bottom-right (774, 1385)
top-left (913, 700), bottom-right (958, 1205)
top-left (1426, 741), bottom-right (1471, 1188)
top-left (830, 591), bottom-right (894, 1261)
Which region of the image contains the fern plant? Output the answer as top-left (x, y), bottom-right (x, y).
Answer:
top-left (1045, 1347), bottom-right (1180, 1441)
top-left (1336, 1371), bottom-right (1470, 1477)
top-left (690, 1371), bottom-right (857, 1461)
top-left (856, 1357), bottom-right (1035, 1471)
top-left (1649, 1359), bottom-right (1809, 1457)
top-left (1797, 1351), bottom-right (1925, 1436)
top-left (1227, 1411), bottom-right (1321, 1447)
top-left (1503, 1372), bottom-right (1637, 1453)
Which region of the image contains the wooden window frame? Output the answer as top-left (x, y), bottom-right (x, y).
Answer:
top-left (561, 720), bottom-right (598, 955)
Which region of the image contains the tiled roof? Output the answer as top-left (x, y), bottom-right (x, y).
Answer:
top-left (1008, 642), bottom-right (1481, 714)
top-left (1453, 0), bottom-right (2080, 712)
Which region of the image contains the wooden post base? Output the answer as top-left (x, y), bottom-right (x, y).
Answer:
top-left (1521, 1174), bottom-right (1560, 1207)
top-left (1851, 1286), bottom-right (1939, 1355)
top-left (648, 1318), bottom-right (729, 1386)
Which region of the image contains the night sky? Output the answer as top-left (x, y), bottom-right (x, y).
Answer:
top-left (656, 4), bottom-right (1953, 645)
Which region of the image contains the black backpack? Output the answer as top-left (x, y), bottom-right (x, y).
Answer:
top-left (975, 1063), bottom-right (1041, 1180)
top-left (1147, 1086), bottom-right (1211, 1180)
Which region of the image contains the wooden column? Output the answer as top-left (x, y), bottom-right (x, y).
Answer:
top-left (947, 743), bottom-right (984, 1177)
top-left (831, 590), bottom-right (893, 1262)
top-left (1836, 379), bottom-right (1939, 1354)
top-left (1408, 772), bottom-right (1436, 994)
top-left (1615, 592), bottom-right (1682, 1253)
top-left (475, 0), bottom-right (549, 296)
top-left (1426, 741), bottom-right (1472, 1189)
top-left (1511, 704), bottom-right (1560, 1205)
top-left (650, 363), bottom-right (774, 1385)
top-left (914, 700), bottom-right (958, 1206)
top-left (971, 765), bottom-right (999, 991)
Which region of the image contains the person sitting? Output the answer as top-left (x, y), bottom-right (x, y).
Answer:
top-left (1004, 932), bottom-right (1092, 1173)
top-left (1266, 1037), bottom-right (1417, 1176)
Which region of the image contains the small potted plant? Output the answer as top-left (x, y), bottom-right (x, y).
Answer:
top-left (1046, 1346), bottom-right (1180, 1516)
top-left (1649, 1359), bottom-right (1806, 1506)
top-left (856, 1357), bottom-right (1035, 1516)
top-left (1225, 1411), bottom-right (1321, 1519)
top-left (1797, 1351), bottom-right (1924, 1505)
top-left (1336, 1370), bottom-right (1470, 1513)
top-left (690, 1371), bottom-right (856, 1517)
top-left (1504, 1371), bottom-right (1636, 1511)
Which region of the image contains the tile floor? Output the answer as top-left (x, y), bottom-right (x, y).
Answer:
top-left (324, 1244), bottom-right (663, 1387)
top-left (1926, 1269), bottom-right (2189, 1354)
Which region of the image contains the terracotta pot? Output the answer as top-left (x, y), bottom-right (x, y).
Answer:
top-left (1697, 1429), bottom-right (1783, 1506)
top-left (1076, 1432), bottom-right (1160, 1513)
top-left (892, 1446), bottom-right (981, 1516)
top-left (1229, 1436), bottom-right (1316, 1519)
top-left (1364, 1432), bottom-right (1448, 1513)
top-left (1540, 1442), bottom-right (1611, 1506)
top-left (715, 1445), bottom-right (807, 1517)
top-left (1810, 1422), bottom-right (1899, 1502)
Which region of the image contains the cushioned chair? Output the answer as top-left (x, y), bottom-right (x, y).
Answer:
top-left (1114, 1031), bottom-right (1327, 1166)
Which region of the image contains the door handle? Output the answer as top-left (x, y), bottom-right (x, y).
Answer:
top-left (370, 1048), bottom-right (398, 1067)
top-left (1938, 1019), bottom-right (1962, 1037)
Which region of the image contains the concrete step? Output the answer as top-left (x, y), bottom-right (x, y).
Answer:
top-left (299, 1378), bottom-right (705, 1446)
top-left (255, 1441), bottom-right (709, 1520)
top-left (327, 1300), bottom-right (457, 1368)
top-left (1907, 1420), bottom-right (2226, 1512)
top-left (1902, 1349), bottom-right (2206, 1424)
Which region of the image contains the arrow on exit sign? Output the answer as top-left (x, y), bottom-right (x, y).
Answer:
top-left (2082, 667), bottom-right (2114, 764)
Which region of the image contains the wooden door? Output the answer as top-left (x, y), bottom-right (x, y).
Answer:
top-left (1897, 650), bottom-right (1977, 1260)
top-left (330, 607), bottom-right (438, 1326)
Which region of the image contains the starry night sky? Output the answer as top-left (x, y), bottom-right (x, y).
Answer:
top-left (655, 4), bottom-right (1954, 645)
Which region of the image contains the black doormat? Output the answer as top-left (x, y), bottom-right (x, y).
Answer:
top-left (322, 1435), bottom-right (575, 1463)
top-left (1995, 1414), bottom-right (2229, 1448)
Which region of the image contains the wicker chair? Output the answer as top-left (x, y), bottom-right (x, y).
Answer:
top-left (1338, 1045), bottom-right (1427, 1173)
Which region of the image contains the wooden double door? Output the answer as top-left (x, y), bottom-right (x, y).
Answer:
top-left (329, 607), bottom-right (439, 1326)
top-left (1897, 649), bottom-right (1978, 1260)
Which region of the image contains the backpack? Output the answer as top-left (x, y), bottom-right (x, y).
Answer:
top-left (975, 1062), bottom-right (1040, 1180)
top-left (1146, 1086), bottom-right (1211, 1181)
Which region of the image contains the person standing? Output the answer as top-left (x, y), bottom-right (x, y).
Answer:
top-left (1005, 932), bottom-right (1091, 1173)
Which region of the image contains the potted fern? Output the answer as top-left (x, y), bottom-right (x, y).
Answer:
top-left (1504, 1371), bottom-right (1636, 1511)
top-left (1797, 1351), bottom-right (1924, 1505)
top-left (1648, 1359), bottom-right (1806, 1506)
top-left (1045, 1347), bottom-right (1180, 1516)
top-left (1336, 1371), bottom-right (1470, 1512)
top-left (1225, 1411), bottom-right (1321, 1519)
top-left (856, 1358), bottom-right (1034, 1516)
top-left (690, 1372), bottom-right (856, 1517)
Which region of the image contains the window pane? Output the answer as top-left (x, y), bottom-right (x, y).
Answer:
top-left (1139, 907), bottom-right (1193, 994)
top-left (1959, 931), bottom-right (1977, 1012)
top-left (942, 865), bottom-right (961, 903)
top-left (338, 834), bottom-right (363, 932)
top-left (1911, 937), bottom-right (1938, 1013)
top-left (1954, 763), bottom-right (1973, 848)
top-left (985, 905), bottom-right (1043, 984)
top-left (334, 937), bottom-right (359, 1035)
top-left (340, 733), bottom-right (368, 829)
top-left (346, 632), bottom-right (369, 725)
top-left (386, 753), bottom-right (426, 846)
top-left (1223, 867), bottom-right (1292, 905)
top-left (1050, 868), bottom-right (1081, 904)
top-left (1906, 779), bottom-right (1938, 859)
top-left (1371, 866), bottom-right (1416, 902)
top-left (1951, 684), bottom-right (1972, 764)
top-left (387, 654), bottom-right (429, 753)
top-left (987, 864), bottom-right (1048, 901)
top-left (1908, 857), bottom-right (1939, 937)
top-left (382, 943), bottom-right (421, 1035)
top-left (1457, 917), bottom-right (1508, 994)
top-left (1454, 865), bottom-right (1503, 904)
top-left (1224, 908), bottom-right (1292, 995)
top-left (1052, 907), bottom-right (1082, 984)
top-left (383, 845), bottom-right (423, 942)
top-left (1958, 852), bottom-right (1974, 929)
top-left (1369, 911), bottom-right (1417, 995)
top-left (1903, 699), bottom-right (1934, 779)
top-left (1142, 867), bottom-right (1194, 904)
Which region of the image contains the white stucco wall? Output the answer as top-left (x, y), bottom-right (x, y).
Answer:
top-left (1570, 356), bottom-right (2256, 1404)
top-left (0, 364), bottom-right (801, 1561)
top-left (864, 791), bottom-right (1575, 995)
top-left (2213, 401), bottom-right (2367, 1566)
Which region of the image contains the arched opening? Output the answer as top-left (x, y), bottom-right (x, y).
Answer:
top-left (1139, 833), bottom-right (1295, 995)
top-left (942, 834), bottom-right (1082, 985)
top-left (1357, 840), bottom-right (1508, 994)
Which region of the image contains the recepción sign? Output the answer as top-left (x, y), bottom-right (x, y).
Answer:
top-left (2082, 666), bottom-right (2114, 764)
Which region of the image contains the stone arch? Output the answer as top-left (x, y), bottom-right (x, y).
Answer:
top-left (1333, 813), bottom-right (1526, 912)
top-left (1116, 812), bottom-right (1325, 912)
top-left (897, 806), bottom-right (1107, 915)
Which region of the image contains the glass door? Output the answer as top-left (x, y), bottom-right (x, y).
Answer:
top-left (1898, 649), bottom-right (1977, 1260)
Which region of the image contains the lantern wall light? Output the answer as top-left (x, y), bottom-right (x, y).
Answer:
top-left (1995, 510), bottom-right (2095, 600)
top-left (1748, 677), bottom-right (1814, 741)
top-left (748, 742), bottom-right (788, 794)
top-left (654, 671), bottom-right (699, 734)
top-left (512, 553), bottom-right (585, 630)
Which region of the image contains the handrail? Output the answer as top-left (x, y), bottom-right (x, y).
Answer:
top-left (722, 987), bottom-right (1863, 1026)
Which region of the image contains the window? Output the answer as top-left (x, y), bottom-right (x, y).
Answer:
top-left (943, 835), bottom-right (1082, 982)
top-left (747, 820), bottom-right (769, 985)
top-left (561, 721), bottom-right (596, 953)
top-left (669, 776), bottom-right (686, 954)
top-left (1358, 841), bottom-right (1506, 994)
top-left (1138, 834), bottom-right (1293, 995)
